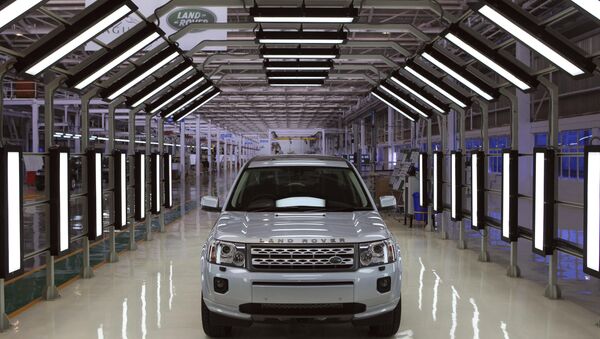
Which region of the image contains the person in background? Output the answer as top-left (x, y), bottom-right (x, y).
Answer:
top-left (406, 165), bottom-right (419, 228)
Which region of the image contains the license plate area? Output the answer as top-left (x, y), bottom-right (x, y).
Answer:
top-left (251, 282), bottom-right (354, 304)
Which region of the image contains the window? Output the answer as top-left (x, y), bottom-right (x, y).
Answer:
top-left (534, 129), bottom-right (592, 180)
top-left (489, 135), bottom-right (510, 173)
top-left (227, 166), bottom-right (373, 212)
top-left (466, 138), bottom-right (483, 153)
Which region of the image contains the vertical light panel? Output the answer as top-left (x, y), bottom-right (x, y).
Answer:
top-left (0, 147), bottom-right (24, 278)
top-left (501, 150), bottom-right (518, 242)
top-left (135, 152), bottom-right (146, 221)
top-left (87, 150), bottom-right (104, 240)
top-left (533, 148), bottom-right (555, 256)
top-left (451, 151), bottom-right (462, 221)
top-left (471, 151), bottom-right (485, 230)
top-left (164, 153), bottom-right (173, 208)
top-left (50, 147), bottom-right (70, 256)
top-left (419, 152), bottom-right (428, 208)
top-left (433, 152), bottom-right (443, 213)
top-left (151, 153), bottom-right (161, 214)
top-left (113, 150), bottom-right (127, 230)
top-left (584, 146), bottom-right (600, 278)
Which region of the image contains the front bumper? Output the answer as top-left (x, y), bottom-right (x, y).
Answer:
top-left (201, 261), bottom-right (402, 323)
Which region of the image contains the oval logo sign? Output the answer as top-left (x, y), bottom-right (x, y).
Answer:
top-left (329, 256), bottom-right (344, 264)
top-left (167, 8), bottom-right (216, 30)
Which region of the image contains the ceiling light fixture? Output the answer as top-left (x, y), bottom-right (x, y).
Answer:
top-left (0, 0), bottom-right (45, 31)
top-left (474, 0), bottom-right (595, 77)
top-left (147, 75), bottom-right (205, 113)
top-left (103, 47), bottom-right (179, 100)
top-left (404, 62), bottom-right (470, 108)
top-left (260, 46), bottom-right (339, 59)
top-left (66, 23), bottom-right (161, 90)
top-left (379, 84), bottom-right (432, 118)
top-left (16, 1), bottom-right (137, 76)
top-left (127, 63), bottom-right (195, 108)
top-left (371, 89), bottom-right (418, 122)
top-left (388, 73), bottom-right (448, 114)
top-left (257, 29), bottom-right (347, 44)
top-left (264, 60), bottom-right (333, 71)
top-left (421, 47), bottom-right (497, 101)
top-left (266, 71), bottom-right (328, 80)
top-left (173, 89), bottom-right (221, 123)
top-left (159, 82), bottom-right (215, 118)
top-left (250, 5), bottom-right (358, 23)
top-left (268, 79), bottom-right (325, 87)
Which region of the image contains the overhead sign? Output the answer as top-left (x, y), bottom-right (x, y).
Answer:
top-left (84, 0), bottom-right (227, 51)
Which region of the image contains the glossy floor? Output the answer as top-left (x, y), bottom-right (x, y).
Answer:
top-left (3, 174), bottom-right (600, 338)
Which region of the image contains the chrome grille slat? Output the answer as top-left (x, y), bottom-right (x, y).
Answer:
top-left (250, 245), bottom-right (355, 271)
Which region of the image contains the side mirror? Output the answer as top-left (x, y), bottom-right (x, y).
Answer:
top-left (379, 195), bottom-right (397, 210)
top-left (201, 196), bottom-right (220, 212)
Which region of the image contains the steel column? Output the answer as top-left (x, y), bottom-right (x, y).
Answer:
top-left (108, 99), bottom-right (124, 263)
top-left (144, 114), bottom-right (152, 242)
top-left (158, 118), bottom-right (166, 233)
top-left (457, 108), bottom-right (467, 250)
top-left (475, 98), bottom-right (491, 262)
top-left (539, 76), bottom-right (561, 299)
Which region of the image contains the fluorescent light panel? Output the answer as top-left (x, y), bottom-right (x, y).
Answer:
top-left (132, 65), bottom-right (194, 107)
top-left (152, 77), bottom-right (205, 114)
top-left (0, 0), bottom-right (44, 31)
top-left (74, 31), bottom-right (160, 89)
top-left (585, 146), bottom-right (600, 277)
top-left (164, 154), bottom-right (173, 208)
top-left (152, 153), bottom-right (160, 214)
top-left (571, 0), bottom-right (600, 21)
top-left (264, 60), bottom-right (333, 71)
top-left (433, 152), bottom-right (440, 212)
top-left (163, 84), bottom-right (214, 118)
top-left (419, 153), bottom-right (427, 207)
top-left (533, 151), bottom-right (545, 253)
top-left (445, 32), bottom-right (531, 91)
top-left (25, 4), bottom-right (133, 76)
top-left (405, 65), bottom-right (468, 108)
top-left (477, 4), bottom-right (587, 76)
top-left (135, 153), bottom-right (146, 221)
top-left (421, 51), bottom-right (494, 101)
top-left (174, 90), bottom-right (221, 123)
top-left (250, 6), bottom-right (358, 23)
top-left (379, 84), bottom-right (430, 118)
top-left (261, 47), bottom-right (339, 59)
top-left (107, 51), bottom-right (178, 100)
top-left (371, 91), bottom-right (416, 122)
top-left (471, 151), bottom-right (485, 230)
top-left (5, 150), bottom-right (22, 275)
top-left (256, 30), bottom-right (347, 44)
top-left (451, 152), bottom-right (461, 220)
top-left (389, 75), bottom-right (446, 114)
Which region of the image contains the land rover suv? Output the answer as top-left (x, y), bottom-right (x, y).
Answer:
top-left (200, 155), bottom-right (402, 337)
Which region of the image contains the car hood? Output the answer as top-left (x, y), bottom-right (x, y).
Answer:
top-left (211, 211), bottom-right (391, 244)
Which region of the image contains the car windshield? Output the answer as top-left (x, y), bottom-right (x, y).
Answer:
top-left (227, 166), bottom-right (373, 212)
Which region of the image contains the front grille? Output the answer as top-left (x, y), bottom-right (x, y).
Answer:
top-left (239, 303), bottom-right (366, 316)
top-left (249, 245), bottom-right (356, 271)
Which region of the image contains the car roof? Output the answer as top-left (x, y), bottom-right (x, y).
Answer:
top-left (247, 155), bottom-right (350, 168)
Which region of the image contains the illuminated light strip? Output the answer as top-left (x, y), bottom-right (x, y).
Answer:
top-left (4, 149), bottom-right (23, 276)
top-left (571, 0), bottom-right (600, 21)
top-left (163, 85), bottom-right (214, 118)
top-left (259, 38), bottom-right (344, 44)
top-left (265, 66), bottom-right (331, 71)
top-left (472, 153), bottom-right (479, 227)
top-left (450, 152), bottom-right (462, 221)
top-left (164, 154), bottom-right (173, 208)
top-left (107, 51), bottom-right (179, 100)
top-left (371, 91), bottom-right (416, 122)
top-left (584, 146), bottom-right (600, 277)
top-left (477, 5), bottom-right (585, 77)
top-left (26, 5), bottom-right (132, 76)
top-left (405, 66), bottom-right (467, 108)
top-left (94, 153), bottom-right (102, 237)
top-left (268, 76), bottom-right (327, 80)
top-left (253, 17), bottom-right (354, 23)
top-left (419, 153), bottom-right (427, 207)
top-left (421, 52), bottom-right (494, 101)
top-left (445, 33), bottom-right (530, 91)
top-left (390, 76), bottom-right (445, 114)
top-left (119, 152), bottom-right (127, 227)
top-left (174, 91), bottom-right (221, 123)
top-left (151, 78), bottom-right (205, 114)
top-left (433, 152), bottom-right (442, 213)
top-left (502, 153), bottom-right (511, 239)
top-left (533, 151), bottom-right (545, 253)
top-left (269, 83), bottom-right (323, 87)
top-left (380, 84), bottom-right (430, 118)
top-left (135, 153), bottom-right (146, 221)
top-left (152, 154), bottom-right (161, 214)
top-left (0, 0), bottom-right (44, 31)
top-left (471, 151), bottom-right (485, 230)
top-left (75, 32), bottom-right (161, 90)
top-left (501, 150), bottom-right (518, 242)
top-left (261, 54), bottom-right (337, 59)
top-left (132, 66), bottom-right (194, 107)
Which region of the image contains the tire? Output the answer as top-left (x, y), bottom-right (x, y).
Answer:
top-left (201, 296), bottom-right (232, 337)
top-left (369, 300), bottom-right (401, 337)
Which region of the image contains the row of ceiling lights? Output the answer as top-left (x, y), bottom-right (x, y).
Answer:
top-left (1, 0), bottom-right (221, 124)
top-left (370, 0), bottom-right (599, 122)
top-left (250, 4), bottom-right (359, 87)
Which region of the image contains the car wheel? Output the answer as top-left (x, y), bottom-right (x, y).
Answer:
top-left (369, 299), bottom-right (401, 337)
top-left (201, 296), bottom-right (232, 337)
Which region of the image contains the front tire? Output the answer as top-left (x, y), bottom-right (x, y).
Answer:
top-left (369, 300), bottom-right (401, 337)
top-left (201, 296), bottom-right (232, 337)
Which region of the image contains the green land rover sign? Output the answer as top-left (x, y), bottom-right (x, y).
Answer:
top-left (167, 8), bottom-right (217, 29)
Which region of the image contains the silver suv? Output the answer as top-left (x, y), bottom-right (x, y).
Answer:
top-left (200, 155), bottom-right (402, 337)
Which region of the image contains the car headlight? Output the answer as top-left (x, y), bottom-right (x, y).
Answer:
top-left (208, 240), bottom-right (246, 268)
top-left (359, 239), bottom-right (397, 267)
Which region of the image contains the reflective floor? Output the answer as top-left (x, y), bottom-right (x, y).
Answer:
top-left (3, 171), bottom-right (600, 338)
